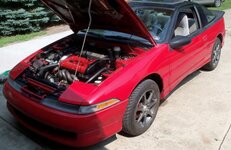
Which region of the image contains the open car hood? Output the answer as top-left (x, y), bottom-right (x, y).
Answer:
top-left (41, 0), bottom-right (156, 46)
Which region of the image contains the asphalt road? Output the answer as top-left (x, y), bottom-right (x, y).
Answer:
top-left (0, 10), bottom-right (231, 150)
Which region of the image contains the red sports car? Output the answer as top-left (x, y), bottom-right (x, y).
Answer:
top-left (3, 0), bottom-right (225, 147)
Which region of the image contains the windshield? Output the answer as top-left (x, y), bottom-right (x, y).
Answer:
top-left (134, 7), bottom-right (173, 42)
top-left (80, 6), bottom-right (172, 44)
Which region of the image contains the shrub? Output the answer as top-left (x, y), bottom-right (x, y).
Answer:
top-left (0, 0), bottom-right (60, 36)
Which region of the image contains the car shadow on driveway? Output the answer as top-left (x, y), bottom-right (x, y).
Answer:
top-left (15, 123), bottom-right (117, 150)
top-left (161, 70), bottom-right (201, 105)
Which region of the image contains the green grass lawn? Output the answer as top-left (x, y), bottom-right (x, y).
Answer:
top-left (0, 31), bottom-right (46, 47)
top-left (210, 0), bottom-right (231, 10)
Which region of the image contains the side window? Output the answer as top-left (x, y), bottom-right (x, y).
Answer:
top-left (173, 7), bottom-right (199, 38)
top-left (201, 6), bottom-right (215, 23)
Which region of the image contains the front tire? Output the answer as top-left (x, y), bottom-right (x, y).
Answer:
top-left (122, 79), bottom-right (160, 136)
top-left (202, 38), bottom-right (221, 71)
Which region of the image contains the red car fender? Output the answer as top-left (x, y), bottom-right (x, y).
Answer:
top-left (85, 44), bottom-right (170, 105)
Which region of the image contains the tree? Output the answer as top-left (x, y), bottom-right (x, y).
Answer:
top-left (0, 0), bottom-right (60, 36)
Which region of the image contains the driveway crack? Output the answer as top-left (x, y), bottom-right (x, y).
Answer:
top-left (218, 122), bottom-right (231, 150)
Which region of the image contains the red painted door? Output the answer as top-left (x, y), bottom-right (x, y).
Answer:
top-left (168, 6), bottom-right (208, 91)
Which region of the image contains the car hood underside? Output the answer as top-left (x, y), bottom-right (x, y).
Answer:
top-left (41, 0), bottom-right (155, 45)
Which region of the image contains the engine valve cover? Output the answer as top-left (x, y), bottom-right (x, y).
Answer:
top-left (60, 55), bottom-right (95, 74)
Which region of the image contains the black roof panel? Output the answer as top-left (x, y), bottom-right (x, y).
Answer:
top-left (129, 0), bottom-right (192, 9)
top-left (130, 0), bottom-right (186, 4)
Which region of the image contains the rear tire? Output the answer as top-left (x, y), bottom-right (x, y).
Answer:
top-left (122, 79), bottom-right (160, 136)
top-left (202, 38), bottom-right (221, 71)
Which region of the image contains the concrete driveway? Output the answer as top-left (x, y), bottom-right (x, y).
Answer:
top-left (0, 31), bottom-right (73, 74)
top-left (0, 10), bottom-right (231, 150)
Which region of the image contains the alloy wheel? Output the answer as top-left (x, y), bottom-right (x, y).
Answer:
top-left (135, 90), bottom-right (158, 128)
top-left (212, 42), bottom-right (221, 67)
top-left (215, 0), bottom-right (221, 7)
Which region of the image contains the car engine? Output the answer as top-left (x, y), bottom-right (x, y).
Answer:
top-left (23, 36), bottom-right (141, 89)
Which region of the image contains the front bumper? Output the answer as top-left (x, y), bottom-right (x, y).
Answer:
top-left (3, 81), bottom-right (128, 147)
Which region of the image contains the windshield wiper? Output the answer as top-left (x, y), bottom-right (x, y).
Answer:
top-left (104, 35), bottom-right (153, 47)
top-left (104, 35), bottom-right (131, 40)
top-left (80, 31), bottom-right (105, 38)
top-left (79, 31), bottom-right (153, 47)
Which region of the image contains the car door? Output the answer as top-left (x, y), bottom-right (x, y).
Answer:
top-left (168, 6), bottom-right (208, 91)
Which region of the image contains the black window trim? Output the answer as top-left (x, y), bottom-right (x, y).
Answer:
top-left (168, 4), bottom-right (203, 43)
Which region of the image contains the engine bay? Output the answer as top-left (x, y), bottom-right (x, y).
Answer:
top-left (22, 35), bottom-right (145, 89)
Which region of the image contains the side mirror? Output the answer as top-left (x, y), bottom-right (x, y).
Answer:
top-left (170, 36), bottom-right (191, 49)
